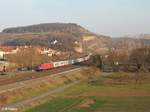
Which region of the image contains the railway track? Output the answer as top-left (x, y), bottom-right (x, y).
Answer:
top-left (0, 65), bottom-right (79, 86)
top-left (0, 66), bottom-right (84, 94)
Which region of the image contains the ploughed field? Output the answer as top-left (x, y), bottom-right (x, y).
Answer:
top-left (25, 72), bottom-right (150, 112)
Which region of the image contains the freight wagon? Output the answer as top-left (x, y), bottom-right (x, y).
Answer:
top-left (36, 55), bottom-right (90, 71)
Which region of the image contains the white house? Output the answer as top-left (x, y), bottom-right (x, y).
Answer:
top-left (0, 51), bottom-right (4, 59)
top-left (40, 48), bottom-right (57, 57)
top-left (3, 48), bottom-right (19, 55)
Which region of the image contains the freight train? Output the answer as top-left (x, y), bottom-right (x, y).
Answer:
top-left (36, 54), bottom-right (91, 71)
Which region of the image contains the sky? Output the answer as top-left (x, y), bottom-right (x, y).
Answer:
top-left (0, 0), bottom-right (150, 37)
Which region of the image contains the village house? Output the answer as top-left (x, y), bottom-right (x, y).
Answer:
top-left (0, 46), bottom-right (20, 55)
top-left (0, 50), bottom-right (4, 59)
top-left (39, 47), bottom-right (61, 57)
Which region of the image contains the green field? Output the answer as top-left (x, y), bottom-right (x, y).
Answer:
top-left (26, 96), bottom-right (150, 112)
top-left (25, 72), bottom-right (150, 112)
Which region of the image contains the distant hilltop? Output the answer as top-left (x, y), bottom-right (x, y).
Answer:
top-left (0, 23), bottom-right (110, 52)
top-left (1, 23), bottom-right (149, 53)
top-left (2, 23), bottom-right (90, 34)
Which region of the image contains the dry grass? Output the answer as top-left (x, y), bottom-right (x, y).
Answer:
top-left (0, 68), bottom-right (93, 106)
top-left (24, 69), bottom-right (150, 112)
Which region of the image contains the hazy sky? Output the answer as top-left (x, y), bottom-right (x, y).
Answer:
top-left (0, 0), bottom-right (150, 37)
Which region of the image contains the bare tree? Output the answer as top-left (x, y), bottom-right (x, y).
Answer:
top-left (6, 47), bottom-right (50, 69)
top-left (129, 46), bottom-right (150, 72)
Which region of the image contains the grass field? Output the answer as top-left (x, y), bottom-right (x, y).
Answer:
top-left (26, 96), bottom-right (150, 112)
top-left (25, 71), bottom-right (150, 112)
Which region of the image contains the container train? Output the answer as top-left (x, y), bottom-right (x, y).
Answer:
top-left (36, 54), bottom-right (91, 71)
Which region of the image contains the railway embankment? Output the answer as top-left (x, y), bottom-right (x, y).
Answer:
top-left (0, 67), bottom-right (97, 108)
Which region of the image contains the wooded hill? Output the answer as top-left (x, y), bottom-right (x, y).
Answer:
top-left (2, 23), bottom-right (89, 34)
top-left (0, 23), bottom-right (111, 51)
top-left (1, 23), bottom-right (149, 52)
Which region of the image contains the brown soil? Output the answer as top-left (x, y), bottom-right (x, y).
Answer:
top-left (78, 98), bottom-right (95, 108)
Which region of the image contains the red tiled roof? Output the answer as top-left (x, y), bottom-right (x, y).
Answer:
top-left (0, 46), bottom-right (17, 52)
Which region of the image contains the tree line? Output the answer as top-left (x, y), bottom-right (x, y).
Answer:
top-left (91, 46), bottom-right (150, 72)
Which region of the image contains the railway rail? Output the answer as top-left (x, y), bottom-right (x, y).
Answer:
top-left (0, 66), bottom-right (85, 94)
top-left (0, 65), bottom-right (79, 86)
top-left (0, 54), bottom-right (90, 86)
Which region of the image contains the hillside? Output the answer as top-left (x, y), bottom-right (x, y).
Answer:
top-left (111, 37), bottom-right (141, 49)
top-left (2, 23), bottom-right (90, 34)
top-left (1, 23), bottom-right (150, 53)
top-left (112, 36), bottom-right (150, 50)
top-left (139, 34), bottom-right (150, 39)
top-left (0, 23), bottom-right (111, 52)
